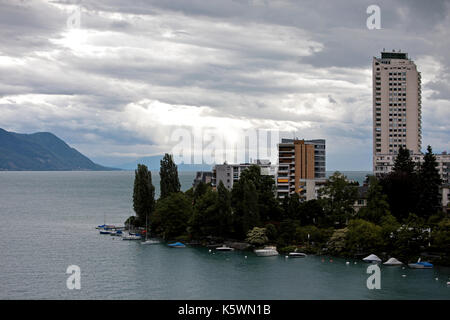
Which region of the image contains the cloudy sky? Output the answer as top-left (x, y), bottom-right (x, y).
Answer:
top-left (0, 0), bottom-right (449, 170)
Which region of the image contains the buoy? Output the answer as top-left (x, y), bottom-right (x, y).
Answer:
top-left (435, 278), bottom-right (438, 281)
top-left (402, 275), bottom-right (406, 277)
top-left (285, 256), bottom-right (288, 259)
top-left (321, 259), bottom-right (324, 262)
top-left (346, 262), bottom-right (350, 265)
top-left (244, 256), bottom-right (247, 259)
top-left (354, 262), bottom-right (357, 264)
top-left (330, 259), bottom-right (333, 263)
top-left (209, 249), bottom-right (212, 253)
top-left (447, 282), bottom-right (450, 285)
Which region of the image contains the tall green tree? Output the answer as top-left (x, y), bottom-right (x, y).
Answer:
top-left (132, 164), bottom-right (155, 226)
top-left (159, 153), bottom-right (181, 199)
top-left (393, 146), bottom-right (416, 174)
top-left (216, 181), bottom-right (233, 237)
top-left (357, 175), bottom-right (390, 224)
top-left (231, 178), bottom-right (260, 239)
top-left (318, 171), bottom-right (358, 227)
top-left (380, 148), bottom-right (419, 221)
top-left (417, 146), bottom-right (442, 218)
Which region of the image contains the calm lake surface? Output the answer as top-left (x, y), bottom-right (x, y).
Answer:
top-left (0, 171), bottom-right (449, 300)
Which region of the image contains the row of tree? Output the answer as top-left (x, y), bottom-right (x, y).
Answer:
top-left (127, 146), bottom-right (448, 264)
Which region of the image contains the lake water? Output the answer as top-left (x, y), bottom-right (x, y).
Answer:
top-left (0, 171), bottom-right (449, 300)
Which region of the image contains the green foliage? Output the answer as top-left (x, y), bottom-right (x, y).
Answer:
top-left (246, 227), bottom-right (269, 246)
top-left (417, 146), bottom-right (442, 218)
top-left (159, 153), bottom-right (181, 199)
top-left (295, 225), bottom-right (333, 245)
top-left (132, 164), bottom-right (155, 226)
top-left (151, 192), bottom-right (192, 239)
top-left (326, 228), bottom-right (348, 255)
top-left (345, 219), bottom-right (384, 255)
top-left (231, 175), bottom-right (261, 238)
top-left (277, 219), bottom-right (300, 246)
top-left (357, 176), bottom-right (390, 224)
top-left (393, 146), bottom-right (416, 174)
top-left (265, 223), bottom-right (277, 241)
top-left (319, 171), bottom-right (358, 227)
top-left (299, 199), bottom-right (325, 226)
top-left (391, 213), bottom-right (428, 262)
top-left (189, 182), bottom-right (233, 239)
top-left (431, 218), bottom-right (450, 254)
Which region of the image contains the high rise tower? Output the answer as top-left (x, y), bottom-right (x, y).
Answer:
top-left (372, 50), bottom-right (422, 175)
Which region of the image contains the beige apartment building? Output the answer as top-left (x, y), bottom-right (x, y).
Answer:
top-left (372, 50), bottom-right (422, 174)
top-left (277, 139), bottom-right (326, 200)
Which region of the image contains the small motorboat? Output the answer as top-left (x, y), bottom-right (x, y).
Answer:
top-left (254, 246), bottom-right (279, 257)
top-left (288, 252), bottom-right (307, 258)
top-left (99, 229), bottom-right (112, 235)
top-left (408, 261), bottom-right (433, 269)
top-left (141, 239), bottom-right (161, 245)
top-left (96, 224), bottom-right (106, 230)
top-left (122, 233), bottom-right (142, 240)
top-left (383, 257), bottom-right (403, 266)
top-left (110, 230), bottom-right (123, 236)
top-left (216, 245), bottom-right (234, 251)
top-left (168, 242), bottom-right (186, 248)
top-left (362, 254), bottom-right (382, 263)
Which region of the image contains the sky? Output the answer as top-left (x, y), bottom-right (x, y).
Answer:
top-left (0, 0), bottom-right (449, 170)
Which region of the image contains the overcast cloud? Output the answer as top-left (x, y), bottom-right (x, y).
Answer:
top-left (0, 0), bottom-right (449, 169)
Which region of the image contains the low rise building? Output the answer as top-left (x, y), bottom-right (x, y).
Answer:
top-left (211, 159), bottom-right (277, 190)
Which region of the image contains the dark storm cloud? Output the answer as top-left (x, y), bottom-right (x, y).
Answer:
top-left (0, 0), bottom-right (448, 169)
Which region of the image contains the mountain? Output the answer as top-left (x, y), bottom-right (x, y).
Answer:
top-left (117, 155), bottom-right (212, 171)
top-left (0, 128), bottom-right (115, 171)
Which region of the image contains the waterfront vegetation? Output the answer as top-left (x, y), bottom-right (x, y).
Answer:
top-left (126, 146), bottom-right (449, 265)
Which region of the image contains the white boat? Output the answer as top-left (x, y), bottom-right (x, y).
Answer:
top-left (383, 257), bottom-right (403, 266)
top-left (288, 252), bottom-right (307, 258)
top-left (122, 233), bottom-right (142, 240)
top-left (216, 245), bottom-right (234, 251)
top-left (254, 246), bottom-right (279, 257)
top-left (362, 254), bottom-right (382, 263)
top-left (141, 239), bottom-right (161, 245)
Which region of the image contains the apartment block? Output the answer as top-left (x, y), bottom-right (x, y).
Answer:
top-left (277, 139), bottom-right (326, 200)
top-left (211, 159), bottom-right (277, 190)
top-left (373, 50), bottom-right (422, 173)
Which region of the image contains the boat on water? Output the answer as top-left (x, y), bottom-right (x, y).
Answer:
top-left (216, 245), bottom-right (234, 251)
top-left (168, 242), bottom-right (186, 248)
top-left (408, 259), bottom-right (433, 269)
top-left (383, 257), bottom-right (403, 266)
top-left (288, 252), bottom-right (307, 258)
top-left (254, 246), bottom-right (279, 257)
top-left (122, 233), bottom-right (142, 240)
top-left (362, 254), bottom-right (382, 263)
top-left (110, 230), bottom-right (123, 236)
top-left (99, 229), bottom-right (112, 235)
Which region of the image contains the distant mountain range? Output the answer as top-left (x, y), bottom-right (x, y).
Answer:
top-left (0, 128), bottom-right (114, 171)
top-left (117, 155), bottom-right (212, 172)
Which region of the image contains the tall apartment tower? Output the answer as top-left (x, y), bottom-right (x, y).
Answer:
top-left (372, 50), bottom-right (422, 174)
top-left (277, 139), bottom-right (326, 200)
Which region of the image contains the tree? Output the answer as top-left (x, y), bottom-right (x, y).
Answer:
top-left (357, 175), bottom-right (390, 224)
top-left (345, 219), bottom-right (384, 255)
top-left (298, 199), bottom-right (324, 226)
top-left (216, 181), bottom-right (233, 237)
top-left (159, 153), bottom-right (180, 199)
top-left (417, 146), bottom-right (442, 219)
top-left (132, 164), bottom-right (155, 226)
top-left (380, 149), bottom-right (419, 221)
top-left (151, 192), bottom-right (192, 239)
top-left (246, 227), bottom-right (268, 246)
top-left (189, 189), bottom-right (219, 238)
top-left (393, 146), bottom-right (416, 174)
top-left (231, 171), bottom-right (261, 239)
top-left (318, 171), bottom-right (358, 227)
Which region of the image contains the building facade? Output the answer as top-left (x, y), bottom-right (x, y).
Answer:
top-left (211, 159), bottom-right (277, 190)
top-left (372, 50), bottom-right (422, 173)
top-left (276, 139), bottom-right (326, 200)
